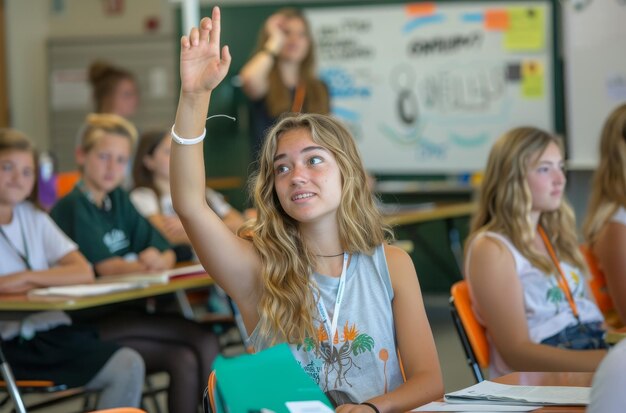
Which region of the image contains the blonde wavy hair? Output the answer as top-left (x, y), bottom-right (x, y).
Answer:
top-left (253, 8), bottom-right (329, 118)
top-left (239, 113), bottom-right (391, 344)
top-left (583, 104), bottom-right (626, 245)
top-left (469, 127), bottom-right (585, 274)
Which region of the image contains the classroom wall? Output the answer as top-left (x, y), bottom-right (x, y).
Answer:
top-left (5, 0), bottom-right (174, 150)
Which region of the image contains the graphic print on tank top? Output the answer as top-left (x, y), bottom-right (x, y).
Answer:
top-left (296, 320), bottom-right (392, 393)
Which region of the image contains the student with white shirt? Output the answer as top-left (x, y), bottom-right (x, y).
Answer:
top-left (0, 128), bottom-right (144, 409)
top-left (465, 127), bottom-right (607, 378)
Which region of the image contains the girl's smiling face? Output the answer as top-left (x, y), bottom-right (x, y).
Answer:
top-left (273, 128), bottom-right (342, 224)
top-left (0, 150), bottom-right (36, 207)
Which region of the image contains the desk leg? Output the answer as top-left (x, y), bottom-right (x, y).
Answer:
top-left (174, 290), bottom-right (196, 320)
top-left (0, 348), bottom-right (27, 413)
top-left (446, 218), bottom-right (464, 275)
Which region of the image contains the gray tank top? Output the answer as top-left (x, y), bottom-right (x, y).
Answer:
top-left (249, 244), bottom-right (404, 403)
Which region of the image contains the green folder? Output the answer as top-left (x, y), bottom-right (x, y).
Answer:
top-left (213, 343), bottom-right (333, 413)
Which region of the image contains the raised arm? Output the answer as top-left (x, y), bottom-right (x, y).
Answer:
top-left (346, 245), bottom-right (443, 413)
top-left (593, 222), bottom-right (626, 324)
top-left (170, 7), bottom-right (262, 316)
top-left (238, 13), bottom-right (286, 100)
top-left (467, 237), bottom-right (606, 372)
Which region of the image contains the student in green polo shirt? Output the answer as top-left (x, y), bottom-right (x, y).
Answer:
top-left (51, 113), bottom-right (219, 413)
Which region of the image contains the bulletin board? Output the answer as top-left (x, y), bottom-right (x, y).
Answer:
top-left (563, 0), bottom-right (626, 169)
top-left (305, 1), bottom-right (555, 173)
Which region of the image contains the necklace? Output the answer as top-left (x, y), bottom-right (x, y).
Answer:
top-left (316, 252), bottom-right (344, 258)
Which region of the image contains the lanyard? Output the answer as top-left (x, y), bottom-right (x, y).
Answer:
top-left (315, 253), bottom-right (349, 346)
top-left (537, 226), bottom-right (580, 322)
top-left (291, 82), bottom-right (306, 113)
top-left (0, 213), bottom-right (31, 270)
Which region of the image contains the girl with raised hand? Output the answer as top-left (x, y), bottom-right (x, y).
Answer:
top-left (465, 127), bottom-right (607, 378)
top-left (0, 128), bottom-right (144, 409)
top-left (583, 103), bottom-right (626, 327)
top-left (170, 8), bottom-right (443, 412)
top-left (50, 114), bottom-right (219, 413)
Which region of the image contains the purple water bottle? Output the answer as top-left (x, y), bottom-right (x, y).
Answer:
top-left (38, 151), bottom-right (57, 210)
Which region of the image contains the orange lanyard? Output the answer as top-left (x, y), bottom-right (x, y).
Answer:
top-left (291, 82), bottom-right (306, 113)
top-left (537, 226), bottom-right (580, 322)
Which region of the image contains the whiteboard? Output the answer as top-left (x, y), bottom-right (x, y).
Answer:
top-left (563, 0), bottom-right (626, 169)
top-left (306, 1), bottom-right (554, 173)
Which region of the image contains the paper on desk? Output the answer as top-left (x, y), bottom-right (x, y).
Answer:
top-left (414, 401), bottom-right (541, 411)
top-left (101, 264), bottom-right (207, 284)
top-left (29, 282), bottom-right (142, 297)
top-left (444, 380), bottom-right (590, 406)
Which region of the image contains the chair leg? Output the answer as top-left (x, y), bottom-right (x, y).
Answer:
top-left (143, 375), bottom-right (165, 413)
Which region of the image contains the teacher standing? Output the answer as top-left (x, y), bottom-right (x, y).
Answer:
top-left (239, 8), bottom-right (330, 162)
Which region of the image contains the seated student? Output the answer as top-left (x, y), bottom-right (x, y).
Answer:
top-left (587, 339), bottom-right (626, 413)
top-left (169, 8), bottom-right (444, 411)
top-left (465, 127), bottom-right (608, 378)
top-left (130, 129), bottom-right (248, 253)
top-left (0, 128), bottom-right (144, 409)
top-left (583, 103), bottom-right (626, 327)
top-left (50, 114), bottom-right (220, 413)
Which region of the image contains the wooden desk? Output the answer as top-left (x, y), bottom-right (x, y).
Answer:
top-left (382, 202), bottom-right (476, 227)
top-left (206, 176), bottom-right (243, 190)
top-left (0, 275), bottom-right (213, 312)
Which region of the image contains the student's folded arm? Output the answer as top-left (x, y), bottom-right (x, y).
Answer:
top-left (94, 257), bottom-right (147, 277)
top-left (361, 245), bottom-right (443, 413)
top-left (594, 222), bottom-right (626, 324)
top-left (171, 8), bottom-right (262, 310)
top-left (147, 214), bottom-right (190, 245)
top-left (0, 251), bottom-right (94, 293)
top-left (468, 236), bottom-right (606, 373)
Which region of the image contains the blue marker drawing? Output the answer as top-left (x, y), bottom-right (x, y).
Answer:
top-left (332, 107), bottom-right (360, 122)
top-left (461, 13), bottom-right (484, 23)
top-left (449, 132), bottom-right (489, 148)
top-left (320, 68), bottom-right (371, 99)
top-left (402, 14), bottom-right (445, 34)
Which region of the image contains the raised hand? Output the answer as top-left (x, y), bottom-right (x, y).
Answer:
top-left (180, 6), bottom-right (231, 95)
top-left (264, 13), bottom-right (287, 51)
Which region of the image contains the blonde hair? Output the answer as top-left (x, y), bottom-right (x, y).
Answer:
top-left (0, 128), bottom-right (39, 205)
top-left (469, 126), bottom-right (585, 274)
top-left (253, 8), bottom-right (329, 118)
top-left (239, 113), bottom-right (390, 344)
top-left (583, 103), bottom-right (626, 244)
top-left (76, 113), bottom-right (138, 172)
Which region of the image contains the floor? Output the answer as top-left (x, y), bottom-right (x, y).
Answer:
top-left (3, 294), bottom-right (476, 413)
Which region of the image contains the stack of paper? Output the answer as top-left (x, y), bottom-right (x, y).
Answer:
top-left (100, 264), bottom-right (207, 285)
top-left (29, 282), bottom-right (142, 297)
top-left (443, 380), bottom-right (590, 406)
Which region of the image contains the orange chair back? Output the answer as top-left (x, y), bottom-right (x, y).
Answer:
top-left (56, 170), bottom-right (80, 198)
top-left (579, 245), bottom-right (622, 327)
top-left (450, 280), bottom-right (489, 381)
top-left (579, 245), bottom-right (613, 313)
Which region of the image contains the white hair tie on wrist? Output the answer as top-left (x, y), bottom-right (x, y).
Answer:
top-left (170, 115), bottom-right (236, 145)
top-left (171, 125), bottom-right (206, 145)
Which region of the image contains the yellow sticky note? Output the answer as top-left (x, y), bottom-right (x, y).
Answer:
top-left (504, 7), bottom-right (545, 51)
top-left (521, 61), bottom-right (544, 98)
